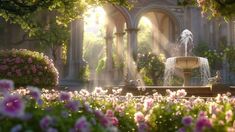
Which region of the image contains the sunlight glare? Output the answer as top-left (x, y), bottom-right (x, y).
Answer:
top-left (140, 16), bottom-right (152, 27)
top-left (84, 7), bottom-right (107, 34)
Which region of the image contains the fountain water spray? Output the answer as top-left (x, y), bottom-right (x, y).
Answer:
top-left (179, 29), bottom-right (194, 56)
top-left (164, 29), bottom-right (210, 86)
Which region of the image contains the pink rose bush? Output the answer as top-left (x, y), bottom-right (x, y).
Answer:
top-left (0, 49), bottom-right (59, 87)
top-left (0, 80), bottom-right (235, 131)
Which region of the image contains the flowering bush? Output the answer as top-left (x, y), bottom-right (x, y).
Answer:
top-left (0, 49), bottom-right (59, 87)
top-left (1, 80), bottom-right (235, 131)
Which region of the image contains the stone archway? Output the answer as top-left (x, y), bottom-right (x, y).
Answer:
top-left (135, 5), bottom-right (182, 57)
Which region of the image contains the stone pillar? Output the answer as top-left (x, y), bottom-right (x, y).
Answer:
top-left (115, 32), bottom-right (125, 61)
top-left (105, 35), bottom-right (114, 73)
top-left (66, 19), bottom-right (84, 80)
top-left (126, 28), bottom-right (138, 61)
top-left (115, 32), bottom-right (125, 82)
top-left (126, 28), bottom-right (139, 79)
top-left (227, 20), bottom-right (232, 45)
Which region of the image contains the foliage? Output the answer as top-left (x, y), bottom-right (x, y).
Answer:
top-left (194, 43), bottom-right (223, 70)
top-left (1, 81), bottom-right (235, 131)
top-left (137, 52), bottom-right (165, 85)
top-left (224, 46), bottom-right (235, 73)
top-left (0, 49), bottom-right (58, 87)
top-left (77, 63), bottom-right (90, 82)
top-left (96, 57), bottom-right (106, 73)
top-left (0, 0), bottom-right (130, 50)
top-left (194, 42), bottom-right (235, 72)
top-left (203, 49), bottom-right (224, 70)
top-left (178, 0), bottom-right (235, 20)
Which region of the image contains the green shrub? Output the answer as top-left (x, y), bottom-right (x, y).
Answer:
top-left (78, 63), bottom-right (90, 82)
top-left (0, 49), bottom-right (59, 87)
top-left (137, 52), bottom-right (165, 85)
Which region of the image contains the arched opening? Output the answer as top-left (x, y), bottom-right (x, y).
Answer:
top-left (83, 6), bottom-right (128, 86)
top-left (136, 10), bottom-right (179, 86)
top-left (137, 11), bottom-right (179, 57)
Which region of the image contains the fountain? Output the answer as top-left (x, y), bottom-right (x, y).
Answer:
top-left (164, 29), bottom-right (211, 86)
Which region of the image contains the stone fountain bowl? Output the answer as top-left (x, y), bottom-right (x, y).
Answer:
top-left (175, 56), bottom-right (200, 69)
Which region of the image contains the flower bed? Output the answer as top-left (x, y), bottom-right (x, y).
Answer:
top-left (0, 80), bottom-right (235, 131)
top-left (0, 49), bottom-right (59, 87)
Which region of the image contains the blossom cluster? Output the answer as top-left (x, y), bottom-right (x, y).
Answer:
top-left (0, 80), bottom-right (235, 131)
top-left (0, 49), bottom-right (59, 87)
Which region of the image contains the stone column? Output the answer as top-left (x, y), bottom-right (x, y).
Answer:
top-left (104, 35), bottom-right (114, 85)
top-left (105, 35), bottom-right (114, 72)
top-left (126, 28), bottom-right (138, 61)
top-left (227, 20), bottom-right (232, 45)
top-left (115, 32), bottom-right (125, 82)
top-left (125, 28), bottom-right (139, 79)
top-left (115, 32), bottom-right (125, 61)
top-left (66, 19), bottom-right (85, 80)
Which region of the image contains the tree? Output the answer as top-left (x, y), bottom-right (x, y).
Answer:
top-left (178, 0), bottom-right (235, 20)
top-left (0, 0), bottom-right (130, 64)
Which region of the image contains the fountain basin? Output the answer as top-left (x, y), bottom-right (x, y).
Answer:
top-left (175, 56), bottom-right (199, 69)
top-left (164, 56), bottom-right (210, 86)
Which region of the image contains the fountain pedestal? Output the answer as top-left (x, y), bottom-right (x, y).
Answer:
top-left (183, 69), bottom-right (192, 86)
top-left (175, 57), bottom-right (199, 86)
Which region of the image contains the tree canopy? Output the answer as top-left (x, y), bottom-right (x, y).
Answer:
top-left (178, 0), bottom-right (235, 20)
top-left (0, 0), bottom-right (130, 47)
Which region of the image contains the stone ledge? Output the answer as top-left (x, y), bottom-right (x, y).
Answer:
top-left (105, 84), bottom-right (235, 97)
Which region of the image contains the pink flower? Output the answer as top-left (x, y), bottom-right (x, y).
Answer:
top-left (31, 65), bottom-right (37, 73)
top-left (176, 89), bottom-right (187, 97)
top-left (225, 110), bottom-right (233, 122)
top-left (0, 79), bottom-right (14, 93)
top-left (92, 87), bottom-right (107, 96)
top-left (182, 116), bottom-right (193, 126)
top-left (15, 57), bottom-right (21, 64)
top-left (64, 101), bottom-right (80, 112)
top-left (105, 109), bottom-right (114, 117)
top-left (100, 116), bottom-right (111, 127)
top-left (94, 110), bottom-right (104, 119)
top-left (0, 65), bottom-right (8, 70)
top-left (28, 86), bottom-right (41, 100)
top-left (110, 117), bottom-right (119, 126)
top-left (137, 122), bottom-right (148, 132)
top-left (134, 112), bottom-right (145, 123)
top-left (195, 116), bottom-right (212, 132)
top-left (15, 69), bottom-right (22, 76)
top-left (59, 92), bottom-right (71, 101)
top-left (144, 98), bottom-right (154, 111)
top-left (178, 127), bottom-right (186, 132)
top-left (114, 105), bottom-right (125, 116)
top-left (0, 94), bottom-right (25, 117)
top-left (40, 115), bottom-right (53, 129)
top-left (28, 58), bottom-right (33, 64)
top-left (74, 116), bottom-right (91, 132)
